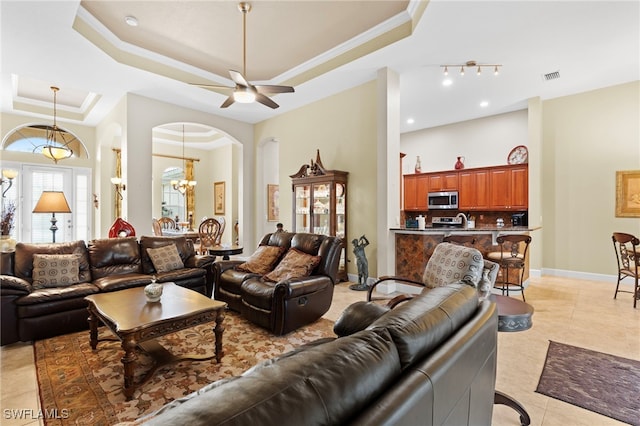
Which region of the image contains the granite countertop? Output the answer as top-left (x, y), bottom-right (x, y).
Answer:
top-left (390, 225), bottom-right (541, 232)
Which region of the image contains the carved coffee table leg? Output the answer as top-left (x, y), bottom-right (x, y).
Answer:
top-left (214, 308), bottom-right (225, 362)
top-left (121, 335), bottom-right (138, 400)
top-left (88, 306), bottom-right (98, 350)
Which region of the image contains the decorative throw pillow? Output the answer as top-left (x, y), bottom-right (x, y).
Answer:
top-left (264, 248), bottom-right (321, 283)
top-left (32, 254), bottom-right (81, 289)
top-left (147, 244), bottom-right (184, 273)
top-left (236, 245), bottom-right (286, 275)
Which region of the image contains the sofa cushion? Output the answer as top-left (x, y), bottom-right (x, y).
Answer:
top-left (236, 245), bottom-right (286, 275)
top-left (146, 244), bottom-right (184, 273)
top-left (143, 328), bottom-right (401, 426)
top-left (422, 242), bottom-right (484, 288)
top-left (139, 236), bottom-right (195, 274)
top-left (88, 237), bottom-right (142, 279)
top-left (264, 248), bottom-right (321, 282)
top-left (368, 283), bottom-right (479, 369)
top-left (13, 241), bottom-right (91, 284)
top-left (31, 254), bottom-right (81, 289)
top-left (333, 301), bottom-right (390, 337)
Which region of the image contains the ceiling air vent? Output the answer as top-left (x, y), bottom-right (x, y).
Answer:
top-left (542, 71), bottom-right (560, 81)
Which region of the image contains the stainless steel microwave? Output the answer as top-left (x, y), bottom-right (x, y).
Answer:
top-left (428, 191), bottom-right (459, 210)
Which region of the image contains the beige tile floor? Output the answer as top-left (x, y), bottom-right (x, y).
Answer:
top-left (2, 276), bottom-right (639, 426)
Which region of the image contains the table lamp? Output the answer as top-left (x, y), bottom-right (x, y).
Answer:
top-left (33, 191), bottom-right (71, 242)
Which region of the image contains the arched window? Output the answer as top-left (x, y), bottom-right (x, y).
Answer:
top-left (2, 124), bottom-right (89, 159)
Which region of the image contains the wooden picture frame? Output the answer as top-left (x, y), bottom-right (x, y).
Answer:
top-left (267, 184), bottom-right (279, 222)
top-left (214, 181), bottom-right (225, 215)
top-left (615, 170), bottom-right (640, 217)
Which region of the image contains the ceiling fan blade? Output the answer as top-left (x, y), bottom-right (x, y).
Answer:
top-left (192, 83), bottom-right (234, 92)
top-left (255, 93), bottom-right (279, 109)
top-left (229, 70), bottom-right (250, 87)
top-left (255, 85), bottom-right (295, 94)
top-left (220, 95), bottom-right (235, 108)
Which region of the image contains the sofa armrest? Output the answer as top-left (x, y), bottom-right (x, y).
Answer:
top-left (367, 276), bottom-right (425, 302)
top-left (213, 260), bottom-right (243, 275)
top-left (281, 275), bottom-right (332, 298)
top-left (186, 254), bottom-right (216, 269)
top-left (0, 275), bottom-right (32, 294)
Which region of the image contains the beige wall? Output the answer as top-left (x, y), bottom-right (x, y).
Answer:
top-left (255, 81), bottom-right (379, 277)
top-left (541, 81), bottom-right (640, 277)
top-left (401, 110), bottom-right (528, 173)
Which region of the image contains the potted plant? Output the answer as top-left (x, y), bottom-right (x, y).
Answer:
top-left (0, 202), bottom-right (17, 251)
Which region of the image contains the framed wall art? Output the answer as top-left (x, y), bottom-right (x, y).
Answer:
top-left (214, 181), bottom-right (225, 215)
top-left (615, 170), bottom-right (640, 218)
top-left (267, 184), bottom-right (279, 222)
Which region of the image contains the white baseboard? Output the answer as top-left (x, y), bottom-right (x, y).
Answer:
top-left (541, 268), bottom-right (616, 283)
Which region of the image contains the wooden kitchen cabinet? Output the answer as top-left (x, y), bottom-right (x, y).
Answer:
top-left (403, 164), bottom-right (527, 212)
top-left (428, 172), bottom-right (458, 192)
top-left (458, 169), bottom-right (490, 210)
top-left (404, 174), bottom-right (428, 210)
top-left (488, 165), bottom-right (528, 210)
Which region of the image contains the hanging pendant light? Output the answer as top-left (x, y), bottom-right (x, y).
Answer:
top-left (40, 86), bottom-right (73, 163)
top-left (170, 124), bottom-right (197, 194)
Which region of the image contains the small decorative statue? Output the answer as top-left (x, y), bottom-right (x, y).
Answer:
top-left (349, 235), bottom-right (370, 291)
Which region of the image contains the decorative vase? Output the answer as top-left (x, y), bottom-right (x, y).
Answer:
top-left (0, 235), bottom-right (16, 252)
top-left (454, 156), bottom-right (465, 170)
top-left (415, 156), bottom-right (422, 173)
top-left (144, 279), bottom-right (163, 302)
top-left (478, 269), bottom-right (492, 301)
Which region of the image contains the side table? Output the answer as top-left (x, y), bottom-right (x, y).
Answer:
top-left (208, 244), bottom-right (243, 260)
top-left (493, 294), bottom-right (534, 426)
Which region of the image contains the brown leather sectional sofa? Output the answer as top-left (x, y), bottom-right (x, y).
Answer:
top-left (213, 232), bottom-right (343, 335)
top-left (0, 236), bottom-right (216, 345)
top-left (142, 283), bottom-right (498, 425)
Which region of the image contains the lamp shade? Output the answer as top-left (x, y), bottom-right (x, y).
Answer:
top-left (33, 191), bottom-right (71, 213)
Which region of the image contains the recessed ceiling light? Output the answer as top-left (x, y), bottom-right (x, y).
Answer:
top-left (480, 101), bottom-right (489, 108)
top-left (442, 79), bottom-right (453, 87)
top-left (124, 16), bottom-right (139, 27)
top-left (407, 118), bottom-right (415, 124)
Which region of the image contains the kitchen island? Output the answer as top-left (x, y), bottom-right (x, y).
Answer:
top-left (391, 225), bottom-right (541, 283)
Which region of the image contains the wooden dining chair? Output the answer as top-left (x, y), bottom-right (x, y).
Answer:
top-left (612, 232), bottom-right (639, 308)
top-left (157, 217), bottom-right (177, 232)
top-left (216, 216), bottom-right (226, 245)
top-left (152, 218), bottom-right (163, 236)
top-left (195, 218), bottom-right (222, 255)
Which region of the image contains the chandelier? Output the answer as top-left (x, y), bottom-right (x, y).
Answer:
top-left (441, 60), bottom-right (501, 76)
top-left (38, 86), bottom-right (73, 163)
top-left (170, 124), bottom-right (197, 194)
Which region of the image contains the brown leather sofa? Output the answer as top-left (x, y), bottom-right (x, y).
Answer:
top-left (0, 236), bottom-right (215, 345)
top-left (213, 232), bottom-right (343, 335)
top-left (142, 283), bottom-right (498, 425)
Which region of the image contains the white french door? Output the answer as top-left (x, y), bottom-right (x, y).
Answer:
top-left (19, 164), bottom-right (91, 243)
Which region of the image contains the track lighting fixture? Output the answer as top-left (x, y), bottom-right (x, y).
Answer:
top-left (441, 61), bottom-right (502, 77)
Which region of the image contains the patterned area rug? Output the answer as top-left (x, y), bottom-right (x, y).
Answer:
top-left (34, 311), bottom-right (335, 425)
top-left (535, 341), bottom-right (640, 426)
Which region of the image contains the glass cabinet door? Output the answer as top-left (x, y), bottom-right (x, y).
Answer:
top-left (335, 183), bottom-right (346, 239)
top-left (294, 185), bottom-right (310, 233)
top-left (312, 184), bottom-right (330, 235)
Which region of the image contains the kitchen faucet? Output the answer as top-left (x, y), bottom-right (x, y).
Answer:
top-left (456, 212), bottom-right (468, 227)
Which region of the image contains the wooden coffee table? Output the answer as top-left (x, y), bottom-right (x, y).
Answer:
top-left (86, 283), bottom-right (227, 400)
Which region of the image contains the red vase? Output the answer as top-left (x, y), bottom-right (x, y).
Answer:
top-left (454, 156), bottom-right (465, 170)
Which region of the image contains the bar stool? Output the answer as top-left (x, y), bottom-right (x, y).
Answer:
top-left (612, 232), bottom-right (639, 308)
top-left (486, 234), bottom-right (531, 301)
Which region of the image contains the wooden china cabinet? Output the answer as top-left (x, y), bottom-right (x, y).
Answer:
top-left (290, 150), bottom-right (348, 280)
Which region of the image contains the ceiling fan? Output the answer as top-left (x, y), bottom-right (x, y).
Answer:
top-left (193, 2), bottom-right (294, 109)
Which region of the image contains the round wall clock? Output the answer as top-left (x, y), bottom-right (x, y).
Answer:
top-left (508, 145), bottom-right (528, 164)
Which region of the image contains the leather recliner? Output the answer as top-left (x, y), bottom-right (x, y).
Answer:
top-left (214, 232), bottom-right (343, 335)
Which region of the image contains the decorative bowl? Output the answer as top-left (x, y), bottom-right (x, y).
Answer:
top-left (144, 282), bottom-right (163, 302)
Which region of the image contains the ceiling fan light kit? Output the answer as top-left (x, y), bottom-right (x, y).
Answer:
top-left (191, 2), bottom-right (294, 109)
top-left (440, 61), bottom-right (502, 77)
